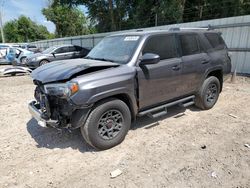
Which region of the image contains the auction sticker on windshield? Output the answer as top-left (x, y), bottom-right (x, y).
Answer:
top-left (124, 36), bottom-right (140, 41)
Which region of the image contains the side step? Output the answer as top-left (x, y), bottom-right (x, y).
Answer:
top-left (138, 95), bottom-right (195, 118)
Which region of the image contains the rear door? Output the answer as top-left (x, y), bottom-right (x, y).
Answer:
top-left (54, 46), bottom-right (74, 60)
top-left (68, 46), bottom-right (80, 58)
top-left (204, 33), bottom-right (231, 74)
top-left (137, 34), bottom-right (183, 109)
top-left (178, 33), bottom-right (211, 94)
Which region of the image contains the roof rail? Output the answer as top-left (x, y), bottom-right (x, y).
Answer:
top-left (169, 25), bottom-right (214, 31)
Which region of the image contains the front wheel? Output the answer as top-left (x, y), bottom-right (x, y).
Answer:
top-left (81, 99), bottom-right (131, 150)
top-left (195, 76), bottom-right (220, 110)
top-left (39, 60), bottom-right (49, 66)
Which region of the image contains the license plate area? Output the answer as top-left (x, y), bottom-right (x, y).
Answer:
top-left (40, 94), bottom-right (51, 118)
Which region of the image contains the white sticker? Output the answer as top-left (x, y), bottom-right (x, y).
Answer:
top-left (124, 36), bottom-right (140, 41)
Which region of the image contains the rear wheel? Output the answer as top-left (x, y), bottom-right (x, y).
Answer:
top-left (195, 76), bottom-right (220, 110)
top-left (81, 99), bottom-right (131, 150)
top-left (39, 60), bottom-right (49, 66)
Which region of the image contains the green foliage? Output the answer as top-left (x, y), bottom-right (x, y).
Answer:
top-left (3, 15), bottom-right (53, 43)
top-left (42, 4), bottom-right (91, 37)
top-left (55, 0), bottom-right (250, 32)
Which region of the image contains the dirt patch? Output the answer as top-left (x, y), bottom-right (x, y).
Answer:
top-left (0, 74), bottom-right (250, 188)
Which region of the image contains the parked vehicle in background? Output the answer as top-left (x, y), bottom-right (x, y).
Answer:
top-left (5, 48), bottom-right (16, 63)
top-left (26, 45), bottom-right (90, 69)
top-left (0, 47), bottom-right (34, 65)
top-left (21, 44), bottom-right (40, 53)
top-left (15, 48), bottom-right (34, 65)
top-left (29, 29), bottom-right (231, 150)
top-left (0, 44), bottom-right (18, 60)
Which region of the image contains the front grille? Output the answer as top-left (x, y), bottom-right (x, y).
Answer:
top-left (26, 58), bottom-right (31, 63)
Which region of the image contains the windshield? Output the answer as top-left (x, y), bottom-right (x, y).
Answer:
top-left (42, 46), bottom-right (56, 54)
top-left (86, 35), bottom-right (141, 64)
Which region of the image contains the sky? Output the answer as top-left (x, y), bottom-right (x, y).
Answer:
top-left (2, 0), bottom-right (88, 33)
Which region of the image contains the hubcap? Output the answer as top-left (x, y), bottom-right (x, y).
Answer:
top-left (98, 110), bottom-right (123, 140)
top-left (206, 83), bottom-right (218, 104)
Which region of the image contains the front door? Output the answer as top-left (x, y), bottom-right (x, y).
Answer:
top-left (137, 34), bottom-right (183, 110)
top-left (53, 46), bottom-right (72, 60)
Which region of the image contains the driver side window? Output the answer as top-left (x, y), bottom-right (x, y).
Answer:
top-left (143, 35), bottom-right (178, 60)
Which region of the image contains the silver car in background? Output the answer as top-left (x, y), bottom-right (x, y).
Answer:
top-left (26, 44), bottom-right (90, 69)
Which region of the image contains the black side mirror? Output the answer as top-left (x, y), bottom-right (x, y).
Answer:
top-left (52, 52), bottom-right (56, 57)
top-left (140, 53), bottom-right (160, 65)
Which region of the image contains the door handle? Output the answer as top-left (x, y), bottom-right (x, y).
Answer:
top-left (202, 60), bottom-right (209, 64)
top-left (172, 65), bottom-right (181, 71)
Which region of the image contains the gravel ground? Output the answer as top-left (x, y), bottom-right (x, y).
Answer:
top-left (0, 69), bottom-right (250, 188)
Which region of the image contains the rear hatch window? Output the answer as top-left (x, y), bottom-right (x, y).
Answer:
top-left (205, 33), bottom-right (227, 50)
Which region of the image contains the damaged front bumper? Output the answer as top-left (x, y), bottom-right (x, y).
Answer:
top-left (28, 101), bottom-right (59, 127)
top-left (28, 100), bottom-right (92, 129)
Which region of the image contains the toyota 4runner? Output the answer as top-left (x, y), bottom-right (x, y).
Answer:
top-left (29, 29), bottom-right (231, 150)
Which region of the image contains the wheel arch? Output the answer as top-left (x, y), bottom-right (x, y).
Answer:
top-left (205, 69), bottom-right (223, 92)
top-left (39, 59), bottom-right (50, 65)
top-left (93, 93), bottom-right (137, 121)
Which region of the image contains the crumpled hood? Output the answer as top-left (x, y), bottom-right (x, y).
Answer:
top-left (31, 58), bottom-right (119, 84)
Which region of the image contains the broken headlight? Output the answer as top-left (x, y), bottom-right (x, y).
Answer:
top-left (44, 82), bottom-right (79, 98)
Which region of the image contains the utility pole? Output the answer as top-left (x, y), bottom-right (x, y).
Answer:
top-left (0, 0), bottom-right (5, 43)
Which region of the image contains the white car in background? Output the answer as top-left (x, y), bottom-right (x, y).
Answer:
top-left (15, 48), bottom-right (34, 65)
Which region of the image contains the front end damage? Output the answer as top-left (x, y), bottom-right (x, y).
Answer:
top-left (28, 58), bottom-right (121, 128)
top-left (28, 84), bottom-right (91, 129)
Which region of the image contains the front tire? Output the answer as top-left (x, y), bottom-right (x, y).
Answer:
top-left (195, 76), bottom-right (220, 110)
top-left (81, 99), bottom-right (131, 150)
top-left (39, 60), bottom-right (49, 66)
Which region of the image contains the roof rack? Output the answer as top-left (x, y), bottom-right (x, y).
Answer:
top-left (169, 25), bottom-right (214, 31)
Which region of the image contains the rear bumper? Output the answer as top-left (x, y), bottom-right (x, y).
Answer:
top-left (28, 101), bottom-right (58, 127)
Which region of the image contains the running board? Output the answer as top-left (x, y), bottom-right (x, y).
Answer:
top-left (138, 95), bottom-right (195, 118)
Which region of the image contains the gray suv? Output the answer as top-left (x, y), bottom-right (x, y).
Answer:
top-left (29, 29), bottom-right (231, 150)
top-left (26, 44), bottom-right (90, 69)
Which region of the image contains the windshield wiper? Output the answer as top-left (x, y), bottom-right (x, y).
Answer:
top-left (85, 56), bottom-right (115, 62)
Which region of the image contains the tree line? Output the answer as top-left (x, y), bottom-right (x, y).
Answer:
top-left (2, 0), bottom-right (250, 43)
top-left (54, 0), bottom-right (250, 32)
top-left (2, 16), bottom-right (54, 43)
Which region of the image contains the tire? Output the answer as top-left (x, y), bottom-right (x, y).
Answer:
top-left (39, 60), bottom-right (49, 66)
top-left (81, 99), bottom-right (131, 150)
top-left (195, 76), bottom-right (220, 110)
top-left (20, 57), bottom-right (26, 64)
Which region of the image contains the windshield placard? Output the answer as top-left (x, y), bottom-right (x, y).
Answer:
top-left (124, 36), bottom-right (140, 41)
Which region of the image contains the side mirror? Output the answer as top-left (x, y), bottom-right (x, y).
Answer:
top-left (140, 53), bottom-right (160, 65)
top-left (52, 52), bottom-right (56, 57)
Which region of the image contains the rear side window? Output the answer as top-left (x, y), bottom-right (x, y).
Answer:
top-left (180, 34), bottom-right (200, 56)
top-left (143, 35), bottom-right (178, 60)
top-left (68, 46), bottom-right (76, 52)
top-left (205, 33), bottom-right (226, 50)
top-left (55, 47), bottom-right (69, 53)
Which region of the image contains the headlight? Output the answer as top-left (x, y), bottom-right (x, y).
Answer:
top-left (32, 57), bottom-right (38, 61)
top-left (44, 82), bottom-right (79, 98)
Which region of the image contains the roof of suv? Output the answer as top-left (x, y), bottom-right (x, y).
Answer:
top-left (111, 29), bottom-right (220, 37)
